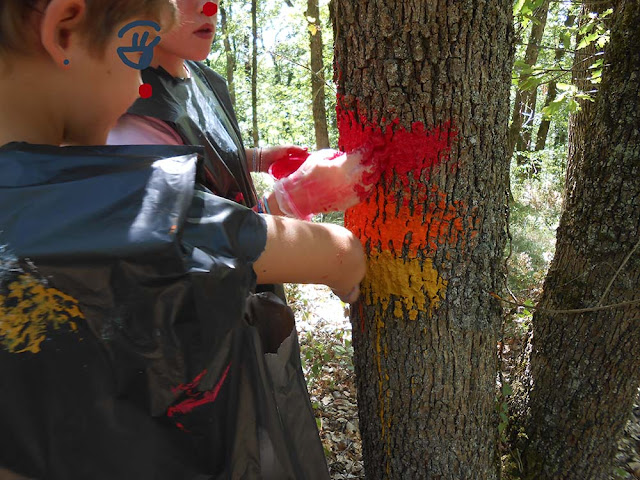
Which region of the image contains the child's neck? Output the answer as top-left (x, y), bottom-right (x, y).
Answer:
top-left (0, 61), bottom-right (63, 146)
top-left (151, 49), bottom-right (188, 79)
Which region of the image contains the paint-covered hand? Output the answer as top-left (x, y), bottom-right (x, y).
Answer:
top-left (260, 145), bottom-right (309, 172)
top-left (272, 147), bottom-right (375, 219)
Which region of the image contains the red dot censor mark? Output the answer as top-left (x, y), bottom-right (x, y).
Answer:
top-left (203, 2), bottom-right (218, 16)
top-left (139, 83), bottom-right (153, 99)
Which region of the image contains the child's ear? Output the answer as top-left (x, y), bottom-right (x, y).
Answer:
top-left (39, 0), bottom-right (87, 68)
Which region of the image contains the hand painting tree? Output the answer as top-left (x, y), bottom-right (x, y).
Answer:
top-left (518, 0), bottom-right (640, 477)
top-left (331, 1), bottom-right (514, 478)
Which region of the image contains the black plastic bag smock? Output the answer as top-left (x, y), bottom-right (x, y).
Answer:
top-left (128, 61), bottom-right (256, 205)
top-left (0, 143), bottom-right (329, 479)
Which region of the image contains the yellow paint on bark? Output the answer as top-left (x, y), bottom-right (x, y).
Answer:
top-left (363, 250), bottom-right (447, 320)
top-left (0, 274), bottom-right (84, 354)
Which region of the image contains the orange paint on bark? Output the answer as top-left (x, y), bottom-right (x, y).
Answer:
top-left (346, 184), bottom-right (471, 256)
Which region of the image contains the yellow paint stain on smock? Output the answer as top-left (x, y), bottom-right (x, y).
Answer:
top-left (363, 250), bottom-right (447, 320)
top-left (0, 274), bottom-right (84, 354)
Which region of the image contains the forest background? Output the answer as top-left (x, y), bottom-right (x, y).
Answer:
top-left (207, 0), bottom-right (639, 478)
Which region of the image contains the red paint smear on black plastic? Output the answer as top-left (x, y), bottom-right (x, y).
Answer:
top-left (336, 95), bottom-right (458, 197)
top-left (167, 363), bottom-right (231, 429)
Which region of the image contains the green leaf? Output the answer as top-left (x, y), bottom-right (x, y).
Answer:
top-left (502, 383), bottom-right (514, 396)
top-left (513, 0), bottom-right (526, 16)
top-left (500, 412), bottom-right (509, 422)
top-left (567, 98), bottom-right (581, 113)
top-left (578, 21), bottom-right (595, 36)
top-left (519, 76), bottom-right (542, 91)
top-left (596, 32), bottom-right (609, 48)
top-left (601, 8), bottom-right (614, 18)
top-left (577, 31), bottom-right (600, 50)
top-left (514, 59), bottom-right (531, 70)
top-left (560, 32), bottom-right (572, 51)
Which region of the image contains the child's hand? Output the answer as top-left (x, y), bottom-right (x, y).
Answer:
top-left (272, 147), bottom-right (376, 219)
top-left (260, 145), bottom-right (309, 172)
top-left (332, 285), bottom-right (361, 304)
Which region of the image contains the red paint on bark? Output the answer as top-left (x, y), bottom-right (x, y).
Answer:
top-left (336, 96), bottom-right (458, 197)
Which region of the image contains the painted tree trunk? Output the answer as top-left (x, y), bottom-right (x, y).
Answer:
top-left (332, 1), bottom-right (513, 478)
top-left (220, 3), bottom-right (236, 109)
top-left (520, 1), bottom-right (640, 478)
top-left (306, 0), bottom-right (330, 150)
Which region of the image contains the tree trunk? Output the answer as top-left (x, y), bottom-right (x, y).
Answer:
top-left (251, 0), bottom-right (259, 147)
top-left (220, 3), bottom-right (236, 109)
top-left (332, 1), bottom-right (514, 478)
top-left (520, 1), bottom-right (640, 478)
top-left (306, 0), bottom-right (330, 150)
top-left (534, 14), bottom-right (575, 152)
top-left (534, 81), bottom-right (556, 151)
top-left (508, 0), bottom-right (551, 170)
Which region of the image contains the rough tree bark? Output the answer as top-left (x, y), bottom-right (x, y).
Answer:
top-left (251, 0), bottom-right (259, 146)
top-left (508, 0), bottom-right (551, 171)
top-left (520, 0), bottom-right (640, 478)
top-left (220, 2), bottom-right (236, 109)
top-left (306, 0), bottom-right (330, 150)
top-left (332, 1), bottom-right (513, 478)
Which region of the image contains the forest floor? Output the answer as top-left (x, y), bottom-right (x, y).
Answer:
top-left (292, 284), bottom-right (640, 480)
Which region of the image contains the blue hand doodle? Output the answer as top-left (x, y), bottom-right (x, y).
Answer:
top-left (117, 20), bottom-right (161, 70)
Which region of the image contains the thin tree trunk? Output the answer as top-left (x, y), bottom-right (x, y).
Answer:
top-left (508, 0), bottom-right (551, 169)
top-left (306, 0), bottom-right (330, 150)
top-left (333, 1), bottom-right (514, 478)
top-left (520, 1), bottom-right (640, 478)
top-left (534, 14), bottom-right (575, 152)
top-left (251, 0), bottom-right (259, 147)
top-left (534, 81), bottom-right (557, 151)
top-left (220, 3), bottom-right (236, 109)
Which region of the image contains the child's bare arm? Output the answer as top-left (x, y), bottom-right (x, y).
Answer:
top-left (254, 215), bottom-right (366, 301)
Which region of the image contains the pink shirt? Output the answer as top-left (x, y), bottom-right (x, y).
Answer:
top-left (107, 114), bottom-right (184, 146)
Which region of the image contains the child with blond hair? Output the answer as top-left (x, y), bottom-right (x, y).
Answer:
top-left (0, 1), bottom-right (365, 478)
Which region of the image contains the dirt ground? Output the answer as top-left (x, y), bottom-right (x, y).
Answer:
top-left (293, 284), bottom-right (640, 479)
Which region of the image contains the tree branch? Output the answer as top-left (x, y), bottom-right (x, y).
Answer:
top-left (490, 292), bottom-right (640, 315)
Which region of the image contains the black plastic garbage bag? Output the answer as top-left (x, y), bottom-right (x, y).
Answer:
top-left (0, 143), bottom-right (329, 480)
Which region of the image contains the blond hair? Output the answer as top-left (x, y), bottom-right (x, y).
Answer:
top-left (0, 0), bottom-right (178, 56)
